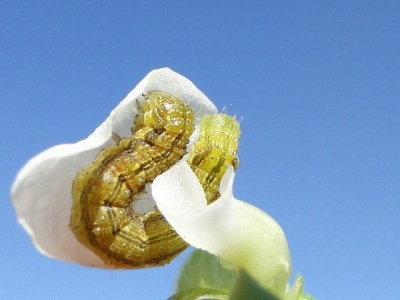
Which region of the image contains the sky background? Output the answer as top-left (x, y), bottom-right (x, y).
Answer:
top-left (1, 1), bottom-right (399, 299)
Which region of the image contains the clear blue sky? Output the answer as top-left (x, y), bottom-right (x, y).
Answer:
top-left (1, 2), bottom-right (399, 299)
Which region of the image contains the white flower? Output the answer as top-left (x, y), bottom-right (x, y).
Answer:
top-left (150, 163), bottom-right (291, 296)
top-left (11, 68), bottom-right (217, 268)
top-left (11, 68), bottom-right (291, 296)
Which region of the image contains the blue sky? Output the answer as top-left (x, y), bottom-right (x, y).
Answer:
top-left (1, 1), bottom-right (399, 299)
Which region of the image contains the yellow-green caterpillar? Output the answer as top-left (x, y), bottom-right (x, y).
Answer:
top-left (70, 91), bottom-right (194, 268)
top-left (70, 91), bottom-right (241, 269)
top-left (187, 114), bottom-right (240, 204)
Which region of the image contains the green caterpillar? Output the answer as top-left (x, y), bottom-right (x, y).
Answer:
top-left (70, 91), bottom-right (194, 268)
top-left (70, 90), bottom-right (241, 269)
top-left (188, 114), bottom-right (241, 204)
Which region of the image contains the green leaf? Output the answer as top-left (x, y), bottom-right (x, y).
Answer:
top-left (229, 269), bottom-right (280, 300)
top-left (175, 249), bottom-right (236, 294)
top-left (168, 287), bottom-right (228, 300)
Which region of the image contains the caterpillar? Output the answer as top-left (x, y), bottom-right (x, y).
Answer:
top-left (70, 91), bottom-right (241, 269)
top-left (70, 90), bottom-right (195, 268)
top-left (187, 114), bottom-right (241, 204)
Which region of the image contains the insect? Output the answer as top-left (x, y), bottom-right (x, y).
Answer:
top-left (70, 90), bottom-right (195, 268)
top-left (70, 91), bottom-right (241, 269)
top-left (187, 114), bottom-right (241, 204)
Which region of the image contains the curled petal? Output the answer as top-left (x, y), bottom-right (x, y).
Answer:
top-left (11, 68), bottom-right (217, 268)
top-left (150, 162), bottom-right (292, 296)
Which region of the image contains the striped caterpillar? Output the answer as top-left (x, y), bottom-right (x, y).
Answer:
top-left (70, 91), bottom-right (194, 268)
top-left (187, 114), bottom-right (240, 204)
top-left (70, 91), bottom-right (241, 269)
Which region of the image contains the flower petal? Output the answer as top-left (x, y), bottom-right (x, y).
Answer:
top-left (11, 68), bottom-right (217, 268)
top-left (151, 162), bottom-right (292, 296)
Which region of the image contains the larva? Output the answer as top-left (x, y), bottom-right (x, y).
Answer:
top-left (187, 114), bottom-right (241, 204)
top-left (70, 90), bottom-right (195, 268)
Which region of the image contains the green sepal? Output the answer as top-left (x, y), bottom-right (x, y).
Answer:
top-left (175, 249), bottom-right (236, 294)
